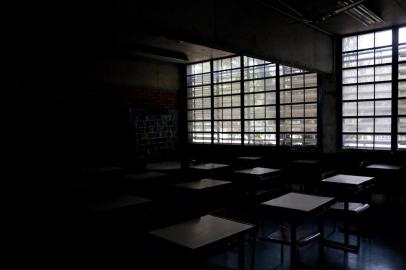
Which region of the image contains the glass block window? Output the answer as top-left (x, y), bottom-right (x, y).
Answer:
top-left (342, 30), bottom-right (393, 150)
top-left (243, 57), bottom-right (277, 145)
top-left (186, 61), bottom-right (212, 143)
top-left (279, 65), bottom-right (318, 146)
top-left (213, 56), bottom-right (242, 144)
top-left (399, 27), bottom-right (406, 149)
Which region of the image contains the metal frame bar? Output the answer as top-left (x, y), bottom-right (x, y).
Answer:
top-left (340, 28), bottom-right (394, 151)
top-left (185, 55), bottom-right (320, 150)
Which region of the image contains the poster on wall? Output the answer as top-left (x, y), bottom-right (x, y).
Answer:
top-left (129, 108), bottom-right (178, 157)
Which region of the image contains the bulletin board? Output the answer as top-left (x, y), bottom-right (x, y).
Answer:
top-left (129, 108), bottom-right (178, 156)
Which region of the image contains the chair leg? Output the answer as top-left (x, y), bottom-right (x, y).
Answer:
top-left (332, 218), bottom-right (337, 234)
top-left (260, 218), bottom-right (265, 237)
top-left (280, 244), bottom-right (284, 265)
top-left (251, 233), bottom-right (256, 270)
top-left (357, 231), bottom-right (360, 249)
top-left (296, 247), bottom-right (300, 264)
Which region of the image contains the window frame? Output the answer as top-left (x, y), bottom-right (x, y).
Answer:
top-left (339, 25), bottom-right (406, 152)
top-left (398, 26), bottom-right (406, 150)
top-left (185, 55), bottom-right (321, 150)
top-left (278, 65), bottom-right (319, 147)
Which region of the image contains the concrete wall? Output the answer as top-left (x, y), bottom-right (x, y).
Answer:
top-left (81, 57), bottom-right (180, 94)
top-left (73, 56), bottom-right (181, 163)
top-left (15, 47), bottom-right (181, 167)
top-left (320, 73), bottom-right (338, 153)
top-left (12, 0), bottom-right (339, 169)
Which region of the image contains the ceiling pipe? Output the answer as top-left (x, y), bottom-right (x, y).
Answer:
top-left (276, 0), bottom-right (304, 18)
top-left (257, 0), bottom-right (334, 36)
top-left (328, 0), bottom-right (368, 18)
top-left (394, 0), bottom-right (406, 12)
top-left (337, 0), bottom-right (383, 26)
top-left (357, 5), bottom-right (383, 22)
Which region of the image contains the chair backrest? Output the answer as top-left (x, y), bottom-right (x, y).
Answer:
top-left (320, 170), bottom-right (338, 180)
top-left (360, 160), bottom-right (370, 169)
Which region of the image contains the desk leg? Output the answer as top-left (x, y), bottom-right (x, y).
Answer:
top-left (251, 229), bottom-right (256, 270)
top-left (318, 217), bottom-right (325, 265)
top-left (290, 222), bottom-right (298, 269)
top-left (344, 201), bottom-right (349, 247)
top-left (323, 199), bottom-right (358, 253)
top-left (239, 234), bottom-right (245, 270)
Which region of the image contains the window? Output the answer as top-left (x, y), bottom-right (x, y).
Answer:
top-left (279, 65), bottom-right (318, 146)
top-left (342, 29), bottom-right (393, 150)
top-left (399, 27), bottom-right (406, 149)
top-left (213, 57), bottom-right (242, 144)
top-left (186, 56), bottom-right (319, 148)
top-left (243, 57), bottom-right (277, 145)
top-left (186, 61), bottom-right (212, 143)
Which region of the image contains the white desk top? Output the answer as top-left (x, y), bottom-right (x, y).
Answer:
top-left (87, 195), bottom-right (151, 212)
top-left (366, 164), bottom-right (403, 170)
top-left (235, 167), bottom-right (280, 175)
top-left (150, 215), bottom-right (254, 250)
top-left (322, 174), bottom-right (374, 186)
top-left (262, 192), bottom-right (335, 212)
top-left (175, 178), bottom-right (232, 190)
top-left (237, 156), bottom-right (263, 160)
top-left (124, 171), bottom-right (167, 180)
top-left (291, 159), bottom-right (320, 164)
top-left (189, 163), bottom-right (230, 170)
top-left (147, 161), bottom-right (182, 171)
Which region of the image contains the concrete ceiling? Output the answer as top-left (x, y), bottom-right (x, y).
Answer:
top-left (115, 0), bottom-right (334, 73)
top-left (111, 0), bottom-right (406, 71)
top-left (117, 32), bottom-right (234, 64)
top-left (35, 0), bottom-right (404, 73)
top-left (260, 0), bottom-right (406, 35)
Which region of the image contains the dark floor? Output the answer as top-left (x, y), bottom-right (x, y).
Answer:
top-left (39, 202), bottom-right (406, 270)
top-left (206, 206), bottom-right (406, 270)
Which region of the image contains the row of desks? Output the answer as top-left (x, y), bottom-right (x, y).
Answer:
top-left (79, 158), bottom-right (401, 269)
top-left (145, 173), bottom-right (375, 269)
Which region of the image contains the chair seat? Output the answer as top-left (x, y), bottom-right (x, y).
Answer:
top-left (330, 202), bottom-right (370, 214)
top-left (265, 228), bottom-right (321, 247)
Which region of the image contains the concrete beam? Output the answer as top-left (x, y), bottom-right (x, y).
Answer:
top-left (118, 0), bottom-right (335, 73)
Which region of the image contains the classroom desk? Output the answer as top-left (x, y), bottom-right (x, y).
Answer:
top-left (189, 163), bottom-right (230, 170)
top-left (87, 195), bottom-right (151, 213)
top-left (235, 167), bottom-right (280, 177)
top-left (321, 174), bottom-right (375, 252)
top-left (288, 159), bottom-right (321, 192)
top-left (188, 163), bottom-right (230, 179)
top-left (234, 167), bottom-right (282, 192)
top-left (174, 178), bottom-right (232, 190)
top-left (321, 174), bottom-right (374, 192)
top-left (237, 156), bottom-right (263, 161)
top-left (123, 171), bottom-right (168, 186)
top-left (173, 179), bottom-right (233, 214)
top-left (83, 166), bottom-right (123, 173)
top-left (234, 156), bottom-right (264, 170)
top-left (150, 214), bottom-right (255, 270)
top-left (125, 171), bottom-right (168, 180)
top-left (261, 192), bottom-right (335, 269)
top-left (122, 171), bottom-right (169, 197)
top-left (147, 161), bottom-right (183, 172)
top-left (291, 159), bottom-right (320, 165)
top-left (366, 164), bottom-right (403, 170)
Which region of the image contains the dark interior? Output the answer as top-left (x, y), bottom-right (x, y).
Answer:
top-left (10, 0), bottom-right (406, 269)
